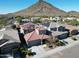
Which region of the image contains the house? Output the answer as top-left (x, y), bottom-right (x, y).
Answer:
top-left (31, 17), bottom-right (40, 21)
top-left (64, 24), bottom-right (79, 35)
top-left (20, 19), bottom-right (31, 24)
top-left (52, 17), bottom-right (61, 21)
top-left (16, 23), bottom-right (49, 47)
top-left (42, 22), bottom-right (69, 39)
top-left (48, 22), bottom-right (64, 31)
top-left (20, 23), bottom-right (48, 34)
top-left (20, 23), bottom-right (35, 30)
top-left (24, 29), bottom-right (49, 47)
top-left (35, 24), bottom-right (47, 34)
top-left (20, 23), bottom-right (35, 34)
top-left (52, 31), bottom-right (69, 39)
top-left (63, 17), bottom-right (76, 21)
top-left (64, 24), bottom-right (78, 31)
top-left (76, 18), bottom-right (79, 21)
top-left (40, 18), bottom-right (50, 21)
top-left (49, 17), bottom-right (53, 21)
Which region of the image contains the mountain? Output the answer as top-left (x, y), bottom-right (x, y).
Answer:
top-left (14, 0), bottom-right (66, 17)
top-left (67, 11), bottom-right (79, 17)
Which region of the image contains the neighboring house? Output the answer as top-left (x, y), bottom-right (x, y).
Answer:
top-left (64, 24), bottom-right (79, 35)
top-left (24, 29), bottom-right (49, 47)
top-left (48, 22), bottom-right (64, 31)
top-left (40, 18), bottom-right (49, 21)
top-left (20, 23), bottom-right (48, 34)
top-left (50, 24), bottom-right (79, 39)
top-left (31, 17), bottom-right (40, 21)
top-left (21, 19), bottom-right (31, 24)
top-left (35, 24), bottom-right (47, 35)
top-left (42, 22), bottom-right (69, 39)
top-left (20, 23), bottom-right (35, 34)
top-left (76, 18), bottom-right (79, 21)
top-left (64, 24), bottom-right (78, 31)
top-left (20, 23), bottom-right (35, 29)
top-left (52, 31), bottom-right (69, 39)
top-left (63, 17), bottom-right (76, 21)
top-left (49, 17), bottom-right (53, 21)
top-left (52, 17), bottom-right (60, 21)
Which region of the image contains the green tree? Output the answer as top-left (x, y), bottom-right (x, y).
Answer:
top-left (32, 20), bottom-right (42, 24)
top-left (15, 16), bottom-right (24, 23)
top-left (64, 20), bottom-right (79, 26)
top-left (0, 18), bottom-right (7, 29)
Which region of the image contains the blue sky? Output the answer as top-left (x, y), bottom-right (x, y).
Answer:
top-left (0, 0), bottom-right (79, 14)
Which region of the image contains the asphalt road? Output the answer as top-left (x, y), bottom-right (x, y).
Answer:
top-left (46, 42), bottom-right (79, 58)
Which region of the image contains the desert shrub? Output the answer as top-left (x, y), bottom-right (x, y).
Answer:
top-left (72, 37), bottom-right (77, 41)
top-left (11, 25), bottom-right (16, 29)
top-left (56, 41), bottom-right (66, 46)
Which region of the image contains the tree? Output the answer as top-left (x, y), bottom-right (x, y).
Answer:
top-left (47, 35), bottom-right (57, 48)
top-left (32, 20), bottom-right (42, 24)
top-left (16, 47), bottom-right (36, 58)
top-left (0, 18), bottom-right (7, 29)
top-left (15, 16), bottom-right (24, 23)
top-left (47, 35), bottom-right (65, 48)
top-left (64, 20), bottom-right (79, 26)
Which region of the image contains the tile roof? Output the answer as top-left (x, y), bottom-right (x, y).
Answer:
top-left (24, 29), bottom-right (49, 42)
top-left (20, 23), bottom-right (35, 30)
top-left (20, 23), bottom-right (45, 31)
